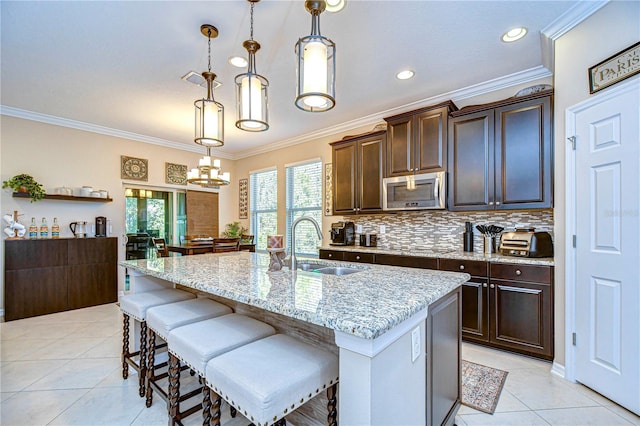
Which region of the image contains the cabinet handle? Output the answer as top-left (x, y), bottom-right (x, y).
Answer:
top-left (483, 283), bottom-right (488, 288)
top-left (490, 284), bottom-right (495, 289)
top-left (489, 201), bottom-right (494, 206)
top-left (353, 208), bottom-right (357, 211)
top-left (356, 255), bottom-right (360, 260)
top-left (328, 253), bottom-right (332, 258)
top-left (459, 265), bottom-right (465, 270)
top-left (496, 201), bottom-right (501, 206)
top-left (515, 269), bottom-right (521, 276)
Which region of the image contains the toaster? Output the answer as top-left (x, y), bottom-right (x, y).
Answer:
top-left (499, 228), bottom-right (554, 258)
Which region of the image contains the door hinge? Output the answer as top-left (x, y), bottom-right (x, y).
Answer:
top-left (573, 235), bottom-right (576, 248)
top-left (568, 136), bottom-right (576, 150)
top-left (572, 332), bottom-right (577, 346)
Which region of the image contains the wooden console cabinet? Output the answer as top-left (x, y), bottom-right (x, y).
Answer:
top-left (4, 237), bottom-right (118, 321)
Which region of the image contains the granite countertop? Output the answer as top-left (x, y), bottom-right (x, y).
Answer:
top-left (121, 252), bottom-right (469, 340)
top-left (320, 244), bottom-right (555, 266)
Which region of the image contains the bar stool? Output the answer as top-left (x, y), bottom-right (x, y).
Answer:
top-left (144, 297), bottom-right (233, 407)
top-left (167, 314), bottom-right (276, 425)
top-left (205, 334), bottom-right (339, 426)
top-left (120, 288), bottom-right (195, 396)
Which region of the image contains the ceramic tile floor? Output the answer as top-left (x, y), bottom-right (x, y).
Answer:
top-left (1, 303), bottom-right (639, 426)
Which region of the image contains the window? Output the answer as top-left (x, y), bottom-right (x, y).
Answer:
top-left (250, 168), bottom-right (278, 252)
top-left (286, 160), bottom-right (323, 257)
top-left (124, 188), bottom-right (175, 259)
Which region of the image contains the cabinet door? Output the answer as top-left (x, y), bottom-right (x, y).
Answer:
top-left (386, 116), bottom-right (413, 176)
top-left (461, 278), bottom-right (489, 342)
top-left (448, 110), bottom-right (495, 211)
top-left (332, 141), bottom-right (358, 214)
top-left (490, 279), bottom-right (553, 359)
top-left (495, 96), bottom-right (552, 209)
top-left (5, 267), bottom-right (68, 321)
top-left (68, 263), bottom-right (117, 309)
top-left (415, 106), bottom-right (448, 173)
top-left (358, 134), bottom-right (385, 213)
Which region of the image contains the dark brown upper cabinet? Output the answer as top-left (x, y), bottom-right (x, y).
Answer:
top-left (448, 91), bottom-right (553, 211)
top-left (331, 130), bottom-right (386, 215)
top-left (384, 101), bottom-right (457, 177)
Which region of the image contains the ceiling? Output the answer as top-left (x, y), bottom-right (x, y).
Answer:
top-left (1, 1), bottom-right (579, 159)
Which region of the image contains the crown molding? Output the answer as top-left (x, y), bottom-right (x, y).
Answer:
top-left (540, 0), bottom-right (610, 70)
top-left (233, 66), bottom-right (552, 159)
top-left (0, 105), bottom-right (234, 158)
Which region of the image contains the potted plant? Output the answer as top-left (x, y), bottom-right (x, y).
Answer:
top-left (2, 174), bottom-right (46, 202)
top-left (222, 221), bottom-right (248, 239)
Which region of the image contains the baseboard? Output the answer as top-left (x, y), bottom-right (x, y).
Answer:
top-left (551, 362), bottom-right (566, 379)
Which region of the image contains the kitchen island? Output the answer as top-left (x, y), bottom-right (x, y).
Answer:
top-left (121, 252), bottom-right (469, 425)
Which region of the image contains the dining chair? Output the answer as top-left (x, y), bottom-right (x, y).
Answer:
top-left (212, 238), bottom-right (240, 253)
top-left (152, 238), bottom-right (169, 257)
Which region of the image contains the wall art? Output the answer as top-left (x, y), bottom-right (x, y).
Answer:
top-left (589, 41), bottom-right (640, 94)
top-left (121, 156), bottom-right (148, 181)
top-left (324, 163), bottom-right (333, 216)
top-left (165, 162), bottom-right (187, 185)
top-left (239, 178), bottom-right (248, 219)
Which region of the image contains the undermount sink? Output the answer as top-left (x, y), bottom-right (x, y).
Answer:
top-left (314, 266), bottom-right (362, 276)
top-left (296, 263), bottom-right (363, 275)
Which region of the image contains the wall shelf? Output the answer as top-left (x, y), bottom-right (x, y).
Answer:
top-left (12, 192), bottom-right (113, 203)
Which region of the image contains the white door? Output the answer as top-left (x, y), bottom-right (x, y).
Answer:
top-left (572, 78), bottom-right (639, 415)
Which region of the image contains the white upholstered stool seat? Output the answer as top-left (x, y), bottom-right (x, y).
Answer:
top-left (144, 297), bottom-right (233, 407)
top-left (120, 288), bottom-right (195, 397)
top-left (205, 334), bottom-right (339, 426)
top-left (166, 314), bottom-right (276, 425)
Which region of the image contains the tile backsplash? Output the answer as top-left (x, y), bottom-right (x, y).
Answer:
top-left (343, 209), bottom-right (553, 253)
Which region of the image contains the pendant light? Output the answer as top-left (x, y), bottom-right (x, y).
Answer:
top-left (194, 24), bottom-right (224, 147)
top-left (295, 0), bottom-right (336, 112)
top-left (235, 0), bottom-right (269, 131)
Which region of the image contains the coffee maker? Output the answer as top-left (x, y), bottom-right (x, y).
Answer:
top-left (330, 221), bottom-right (355, 246)
top-left (95, 216), bottom-right (107, 237)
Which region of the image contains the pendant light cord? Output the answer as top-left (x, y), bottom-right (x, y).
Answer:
top-left (207, 28), bottom-right (212, 73)
top-left (250, 1), bottom-right (255, 41)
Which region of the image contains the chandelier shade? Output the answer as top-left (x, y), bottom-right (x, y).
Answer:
top-left (295, 0), bottom-right (336, 112)
top-left (194, 25), bottom-right (224, 147)
top-left (187, 147), bottom-right (230, 188)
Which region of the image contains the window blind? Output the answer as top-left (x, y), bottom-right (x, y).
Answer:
top-left (285, 160), bottom-right (322, 257)
top-left (250, 168), bottom-right (278, 251)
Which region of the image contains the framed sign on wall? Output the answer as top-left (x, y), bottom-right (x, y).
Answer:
top-left (589, 41), bottom-right (640, 94)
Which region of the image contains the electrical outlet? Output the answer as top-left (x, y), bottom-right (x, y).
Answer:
top-left (379, 225), bottom-right (386, 234)
top-left (411, 326), bottom-right (420, 362)
top-left (355, 224), bottom-right (363, 233)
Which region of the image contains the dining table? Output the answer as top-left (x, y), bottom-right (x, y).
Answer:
top-left (166, 242), bottom-right (256, 255)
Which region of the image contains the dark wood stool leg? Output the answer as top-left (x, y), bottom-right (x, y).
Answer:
top-left (145, 327), bottom-right (156, 407)
top-left (327, 383), bottom-right (338, 426)
top-left (168, 353), bottom-right (181, 425)
top-left (138, 320), bottom-right (148, 397)
top-left (202, 384), bottom-right (211, 426)
top-left (122, 313), bottom-right (130, 379)
top-left (210, 388), bottom-right (222, 426)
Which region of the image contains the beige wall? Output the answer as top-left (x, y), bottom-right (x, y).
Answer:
top-left (0, 115), bottom-right (235, 310)
top-left (553, 1), bottom-right (640, 368)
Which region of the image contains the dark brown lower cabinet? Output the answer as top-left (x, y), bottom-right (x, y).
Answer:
top-left (4, 237), bottom-right (118, 321)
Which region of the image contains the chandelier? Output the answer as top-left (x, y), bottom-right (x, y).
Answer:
top-left (194, 24), bottom-right (224, 147)
top-left (295, 0), bottom-right (336, 112)
top-left (187, 147), bottom-right (230, 188)
top-left (235, 0), bottom-right (269, 131)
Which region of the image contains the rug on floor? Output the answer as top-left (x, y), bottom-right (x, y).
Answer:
top-left (461, 359), bottom-right (508, 414)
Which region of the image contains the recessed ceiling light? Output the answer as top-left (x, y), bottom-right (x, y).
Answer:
top-left (325, 0), bottom-right (345, 13)
top-left (396, 70), bottom-right (415, 80)
top-left (501, 27), bottom-right (527, 43)
top-left (228, 56), bottom-right (248, 68)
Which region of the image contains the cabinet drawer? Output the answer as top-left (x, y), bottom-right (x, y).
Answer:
top-left (376, 254), bottom-right (437, 269)
top-left (439, 259), bottom-right (488, 277)
top-left (319, 250), bottom-right (345, 261)
top-left (490, 263), bottom-right (552, 284)
top-left (344, 251), bottom-right (374, 263)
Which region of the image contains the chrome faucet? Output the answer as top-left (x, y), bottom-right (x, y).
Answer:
top-left (289, 216), bottom-right (323, 271)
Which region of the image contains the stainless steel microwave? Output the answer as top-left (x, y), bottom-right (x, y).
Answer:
top-left (382, 171), bottom-right (446, 211)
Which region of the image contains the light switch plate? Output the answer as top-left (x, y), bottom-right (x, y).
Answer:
top-left (379, 225), bottom-right (386, 234)
top-left (411, 326), bottom-right (420, 362)
top-left (355, 224), bottom-right (363, 233)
